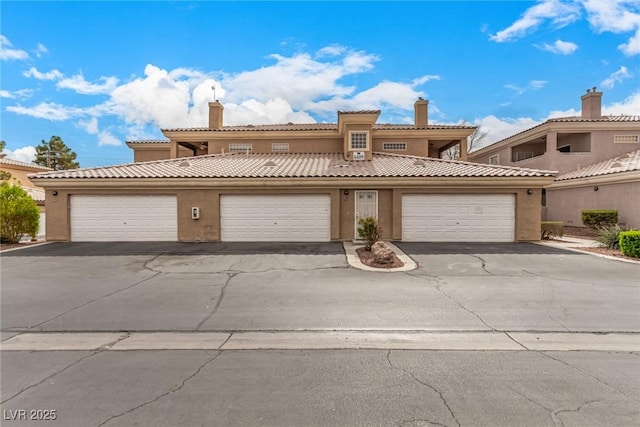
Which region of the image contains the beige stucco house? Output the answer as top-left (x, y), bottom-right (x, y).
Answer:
top-left (1, 156), bottom-right (52, 237)
top-left (31, 99), bottom-right (557, 242)
top-left (469, 89), bottom-right (640, 229)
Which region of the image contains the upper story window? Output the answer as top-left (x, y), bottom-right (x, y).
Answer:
top-left (229, 143), bottom-right (252, 152)
top-left (614, 135), bottom-right (639, 144)
top-left (489, 155), bottom-right (499, 165)
top-left (271, 143), bottom-right (290, 152)
top-left (349, 132), bottom-right (368, 150)
top-left (383, 142), bottom-right (407, 151)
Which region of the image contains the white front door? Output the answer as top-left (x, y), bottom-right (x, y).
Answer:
top-left (354, 190), bottom-right (378, 238)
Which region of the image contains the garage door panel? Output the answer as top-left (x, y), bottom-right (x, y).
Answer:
top-left (220, 194), bottom-right (330, 242)
top-left (402, 194), bottom-right (515, 242)
top-left (71, 195), bottom-right (177, 241)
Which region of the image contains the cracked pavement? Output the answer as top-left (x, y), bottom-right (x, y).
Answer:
top-left (1, 241), bottom-right (639, 426)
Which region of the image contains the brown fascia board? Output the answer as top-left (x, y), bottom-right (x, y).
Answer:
top-left (30, 175), bottom-right (557, 190)
top-left (373, 127), bottom-right (476, 139)
top-left (549, 170), bottom-right (640, 189)
top-left (161, 128), bottom-right (340, 141)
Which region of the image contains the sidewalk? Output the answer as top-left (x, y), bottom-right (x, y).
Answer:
top-left (536, 235), bottom-right (640, 264)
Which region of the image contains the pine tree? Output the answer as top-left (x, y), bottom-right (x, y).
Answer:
top-left (34, 136), bottom-right (80, 170)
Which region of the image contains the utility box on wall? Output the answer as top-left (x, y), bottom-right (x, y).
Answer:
top-left (191, 207), bottom-right (200, 220)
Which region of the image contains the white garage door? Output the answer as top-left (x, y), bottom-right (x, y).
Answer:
top-left (220, 194), bottom-right (331, 242)
top-left (70, 195), bottom-right (177, 241)
top-left (402, 194), bottom-right (515, 242)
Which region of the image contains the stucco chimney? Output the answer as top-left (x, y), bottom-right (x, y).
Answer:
top-left (414, 97), bottom-right (429, 127)
top-left (208, 101), bottom-right (224, 129)
top-left (581, 87), bottom-right (602, 119)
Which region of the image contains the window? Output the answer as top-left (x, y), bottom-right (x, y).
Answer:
top-left (489, 155), bottom-right (499, 165)
top-left (350, 132), bottom-right (368, 150)
top-left (383, 142), bottom-right (407, 151)
top-left (229, 143), bottom-right (252, 152)
top-left (515, 152), bottom-right (534, 161)
top-left (557, 145), bottom-right (571, 153)
top-left (614, 135), bottom-right (639, 144)
top-left (271, 143), bottom-right (289, 152)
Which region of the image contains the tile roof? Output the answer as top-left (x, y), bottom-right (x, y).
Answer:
top-left (471, 115), bottom-right (640, 153)
top-left (30, 152), bottom-right (556, 180)
top-left (159, 123), bottom-right (475, 133)
top-left (0, 157), bottom-right (53, 171)
top-left (125, 139), bottom-right (170, 144)
top-left (555, 149), bottom-right (640, 181)
top-left (22, 186), bottom-right (45, 202)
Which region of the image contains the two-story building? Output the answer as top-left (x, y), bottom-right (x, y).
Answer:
top-left (31, 99), bottom-right (556, 243)
top-left (470, 89), bottom-right (640, 229)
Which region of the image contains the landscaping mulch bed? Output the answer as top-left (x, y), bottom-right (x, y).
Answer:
top-left (356, 247), bottom-right (404, 269)
top-left (576, 246), bottom-right (639, 262)
top-left (563, 226), bottom-right (597, 239)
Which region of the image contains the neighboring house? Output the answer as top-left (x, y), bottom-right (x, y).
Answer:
top-left (469, 88), bottom-right (640, 229)
top-left (0, 155), bottom-right (53, 238)
top-left (31, 99), bottom-right (556, 243)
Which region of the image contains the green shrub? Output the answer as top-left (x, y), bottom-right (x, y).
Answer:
top-left (595, 224), bottom-right (624, 249)
top-left (0, 181), bottom-right (40, 244)
top-left (581, 210), bottom-right (618, 229)
top-left (619, 231), bottom-right (640, 258)
top-left (541, 221), bottom-right (564, 240)
top-left (357, 216), bottom-right (380, 250)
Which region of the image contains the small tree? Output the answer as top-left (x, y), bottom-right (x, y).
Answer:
top-left (440, 125), bottom-right (489, 160)
top-left (357, 216), bottom-right (381, 250)
top-left (0, 182), bottom-right (40, 243)
top-left (34, 136), bottom-right (79, 170)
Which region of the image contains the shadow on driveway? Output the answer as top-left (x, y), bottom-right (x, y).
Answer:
top-left (394, 242), bottom-right (581, 255)
top-left (1, 241), bottom-right (346, 257)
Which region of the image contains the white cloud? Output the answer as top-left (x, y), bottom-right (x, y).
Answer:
top-left (34, 43), bottom-right (48, 58)
top-left (581, 0), bottom-right (640, 55)
top-left (505, 80), bottom-right (548, 95)
top-left (23, 67), bottom-right (63, 81)
top-left (0, 35), bottom-right (29, 61)
top-left (600, 66), bottom-right (633, 89)
top-left (98, 131), bottom-right (121, 146)
top-left (57, 73), bottom-right (119, 95)
top-left (2, 146), bottom-right (37, 163)
top-left (602, 91), bottom-right (640, 115)
top-left (7, 102), bottom-right (86, 121)
top-left (77, 117), bottom-right (99, 134)
top-left (489, 0), bottom-right (581, 42)
top-left (535, 39), bottom-right (579, 54)
top-left (0, 88), bottom-right (33, 99)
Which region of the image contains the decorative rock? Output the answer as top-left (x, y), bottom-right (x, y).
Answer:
top-left (371, 241), bottom-right (394, 264)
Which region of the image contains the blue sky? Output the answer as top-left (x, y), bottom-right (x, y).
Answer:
top-left (1, 0), bottom-right (639, 167)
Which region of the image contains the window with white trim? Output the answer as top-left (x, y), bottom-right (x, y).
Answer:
top-left (489, 155), bottom-right (499, 165)
top-left (229, 143), bottom-right (252, 152)
top-left (614, 135), bottom-right (639, 144)
top-left (383, 142), bottom-right (407, 151)
top-left (271, 143), bottom-right (290, 152)
top-left (349, 132), bottom-right (368, 150)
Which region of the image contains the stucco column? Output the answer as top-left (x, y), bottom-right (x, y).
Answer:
top-left (546, 132), bottom-right (557, 154)
top-left (459, 138), bottom-right (468, 161)
top-left (169, 140), bottom-right (179, 159)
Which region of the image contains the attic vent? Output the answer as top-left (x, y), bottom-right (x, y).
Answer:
top-left (178, 161), bottom-right (191, 167)
top-left (610, 162), bottom-right (622, 168)
top-left (263, 161), bottom-right (278, 167)
top-left (413, 160), bottom-right (426, 167)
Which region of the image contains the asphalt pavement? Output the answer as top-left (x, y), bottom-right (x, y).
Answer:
top-left (1, 241), bottom-right (639, 426)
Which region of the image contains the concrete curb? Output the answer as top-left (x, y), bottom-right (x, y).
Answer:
top-left (2, 331), bottom-right (638, 352)
top-left (535, 237), bottom-right (640, 265)
top-left (343, 241), bottom-right (418, 272)
top-left (0, 241), bottom-right (52, 253)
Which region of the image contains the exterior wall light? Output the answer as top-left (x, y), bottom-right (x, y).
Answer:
top-left (593, 186), bottom-right (599, 191)
top-left (343, 190), bottom-right (350, 195)
top-left (52, 191), bottom-right (58, 196)
top-left (526, 189), bottom-right (533, 195)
